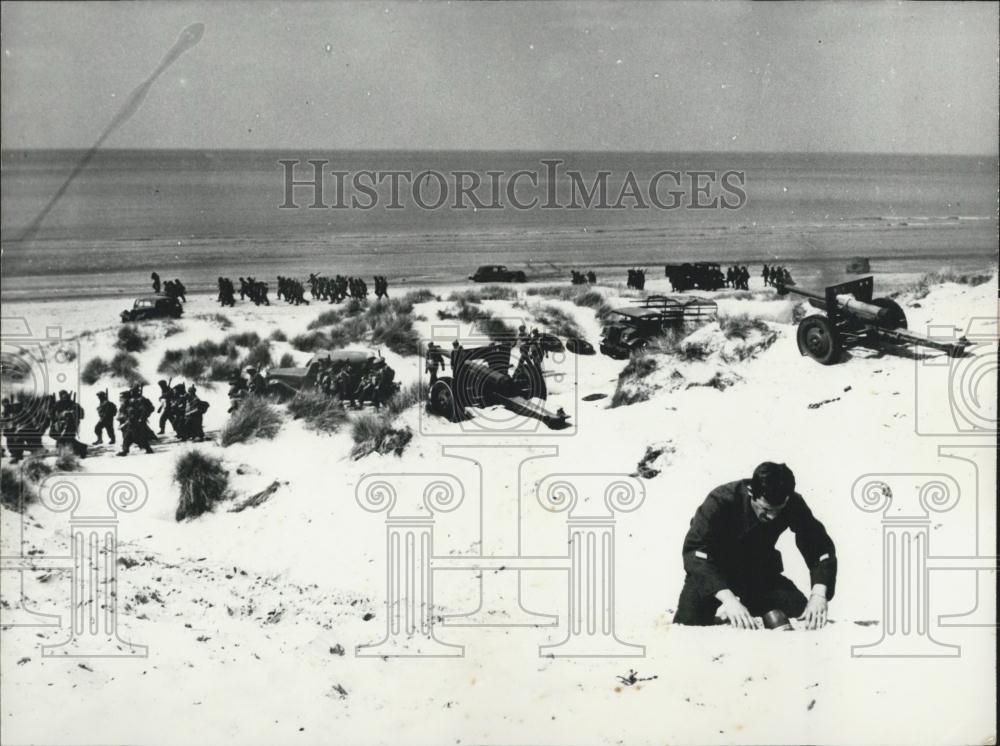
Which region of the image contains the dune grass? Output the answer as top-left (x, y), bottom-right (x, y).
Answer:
top-left (306, 309), bottom-right (344, 330)
top-left (194, 313), bottom-right (233, 330)
top-left (285, 390), bottom-right (350, 432)
top-left (0, 466), bottom-right (33, 511)
top-left (116, 324), bottom-right (147, 353)
top-left (278, 352), bottom-right (296, 368)
top-left (720, 314), bottom-right (772, 340)
top-left (82, 356), bottom-right (111, 385)
top-left (173, 450), bottom-right (231, 521)
top-left (220, 397), bottom-right (283, 446)
top-left (54, 451), bottom-right (83, 472)
top-left (159, 334), bottom-right (270, 382)
top-left (109, 352), bottom-right (147, 385)
top-left (610, 355), bottom-right (658, 408)
top-left (906, 268), bottom-right (995, 300)
top-left (350, 415), bottom-right (413, 459)
top-left (533, 304), bottom-right (584, 339)
top-left (299, 296), bottom-right (422, 356)
top-left (268, 328), bottom-right (288, 342)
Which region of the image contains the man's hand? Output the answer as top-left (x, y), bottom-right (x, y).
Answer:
top-left (716, 590), bottom-right (755, 629)
top-left (801, 587), bottom-right (828, 629)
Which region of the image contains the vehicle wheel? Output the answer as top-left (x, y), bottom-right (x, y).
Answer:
top-left (796, 315), bottom-right (842, 364)
top-left (428, 376), bottom-right (460, 421)
top-left (870, 297), bottom-right (907, 330)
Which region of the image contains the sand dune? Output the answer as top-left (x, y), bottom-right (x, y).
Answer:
top-left (2, 271), bottom-right (996, 745)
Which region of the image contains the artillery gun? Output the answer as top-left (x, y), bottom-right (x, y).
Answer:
top-left (426, 342), bottom-right (569, 429)
top-left (777, 276), bottom-right (971, 365)
top-left (600, 295), bottom-right (718, 359)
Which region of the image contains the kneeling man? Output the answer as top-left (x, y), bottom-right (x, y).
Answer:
top-left (674, 462), bottom-right (836, 629)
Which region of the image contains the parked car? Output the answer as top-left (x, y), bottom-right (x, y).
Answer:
top-left (469, 265), bottom-right (527, 283)
top-left (120, 295), bottom-right (183, 323)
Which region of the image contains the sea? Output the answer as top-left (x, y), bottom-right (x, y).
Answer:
top-left (1, 149), bottom-right (996, 302)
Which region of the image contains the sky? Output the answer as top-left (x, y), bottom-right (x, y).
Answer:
top-left (1, 1), bottom-right (997, 154)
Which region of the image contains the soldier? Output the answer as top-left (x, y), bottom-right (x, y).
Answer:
top-left (184, 386), bottom-right (208, 441)
top-left (227, 374), bottom-right (248, 413)
top-left (450, 339), bottom-right (463, 371)
top-left (368, 360), bottom-right (387, 409)
top-left (51, 395), bottom-right (88, 458)
top-left (425, 342), bottom-right (445, 384)
top-left (247, 366), bottom-right (267, 396)
top-left (156, 380), bottom-right (173, 435)
top-left (587, 270), bottom-right (597, 284)
top-left (93, 390), bottom-right (117, 445)
top-left (117, 390), bottom-right (154, 456)
top-left (152, 272), bottom-right (161, 294)
top-left (762, 264), bottom-right (771, 286)
top-left (174, 279), bottom-right (187, 303)
top-left (333, 364), bottom-right (352, 404)
top-left (673, 462), bottom-right (836, 630)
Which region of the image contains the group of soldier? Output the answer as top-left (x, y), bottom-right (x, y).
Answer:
top-left (151, 272), bottom-right (187, 302)
top-left (726, 265), bottom-right (752, 290)
top-left (239, 277), bottom-right (273, 306)
top-left (310, 356), bottom-right (396, 409)
top-left (227, 366), bottom-right (267, 412)
top-left (570, 269), bottom-right (598, 285)
top-left (626, 268), bottom-right (647, 290)
top-left (2, 391), bottom-right (88, 462)
top-left (318, 356), bottom-right (396, 408)
top-left (306, 274), bottom-right (389, 304)
top-left (95, 381), bottom-right (209, 456)
top-left (762, 264), bottom-right (793, 287)
top-left (1, 380), bottom-right (209, 462)
top-left (276, 276), bottom-right (309, 305)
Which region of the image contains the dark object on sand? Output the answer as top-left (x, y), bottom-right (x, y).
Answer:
top-left (600, 295), bottom-right (717, 359)
top-left (566, 338), bottom-right (595, 355)
top-left (468, 264), bottom-right (527, 283)
top-left (777, 276), bottom-right (971, 365)
top-left (120, 295), bottom-right (183, 323)
top-left (426, 342), bottom-right (569, 429)
top-left (763, 609), bottom-right (794, 630)
top-left (663, 262), bottom-right (726, 292)
top-left (845, 257), bottom-right (871, 274)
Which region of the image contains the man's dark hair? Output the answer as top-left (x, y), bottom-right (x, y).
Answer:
top-left (752, 462), bottom-right (796, 505)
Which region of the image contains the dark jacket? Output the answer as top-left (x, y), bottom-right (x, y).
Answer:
top-left (681, 480), bottom-right (837, 599)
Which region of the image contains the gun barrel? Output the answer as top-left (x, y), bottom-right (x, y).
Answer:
top-left (834, 295), bottom-right (889, 322)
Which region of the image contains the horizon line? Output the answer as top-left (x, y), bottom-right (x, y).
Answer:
top-left (1, 147), bottom-right (997, 159)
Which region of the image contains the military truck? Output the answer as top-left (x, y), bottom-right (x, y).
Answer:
top-left (120, 295), bottom-right (183, 323)
top-left (469, 265), bottom-right (527, 283)
top-left (599, 295), bottom-right (717, 359)
top-left (663, 262), bottom-right (726, 292)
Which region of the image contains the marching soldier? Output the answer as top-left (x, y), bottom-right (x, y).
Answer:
top-left (674, 462), bottom-right (836, 630)
top-left (51, 395), bottom-right (88, 459)
top-left (156, 380), bottom-right (174, 435)
top-left (184, 385), bottom-right (208, 441)
top-left (425, 342), bottom-right (445, 384)
top-left (151, 271), bottom-right (161, 294)
top-left (117, 390), bottom-right (154, 456)
top-left (93, 390), bottom-right (117, 445)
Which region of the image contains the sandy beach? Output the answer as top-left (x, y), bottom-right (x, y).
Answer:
top-left (2, 267), bottom-right (996, 745)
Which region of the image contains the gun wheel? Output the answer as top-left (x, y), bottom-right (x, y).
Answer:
top-left (427, 376), bottom-right (460, 421)
top-left (797, 314), bottom-right (842, 365)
